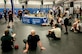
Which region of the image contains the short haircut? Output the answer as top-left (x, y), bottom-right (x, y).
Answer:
top-left (66, 8), bottom-right (69, 10)
top-left (4, 30), bottom-right (9, 36)
top-left (55, 24), bottom-right (59, 27)
top-left (7, 26), bottom-right (10, 28)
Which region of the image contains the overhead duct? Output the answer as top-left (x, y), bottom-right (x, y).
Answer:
top-left (43, 2), bottom-right (53, 5)
top-left (28, 1), bottom-right (41, 5)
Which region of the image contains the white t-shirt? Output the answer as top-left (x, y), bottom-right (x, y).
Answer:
top-left (51, 28), bottom-right (61, 38)
top-left (65, 11), bottom-right (69, 18)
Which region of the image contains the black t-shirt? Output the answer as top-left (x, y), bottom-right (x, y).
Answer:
top-left (9, 14), bottom-right (13, 19)
top-left (1, 35), bottom-right (13, 51)
top-left (27, 35), bottom-right (40, 50)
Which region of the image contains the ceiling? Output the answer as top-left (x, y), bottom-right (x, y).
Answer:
top-left (0, 0), bottom-right (81, 8)
top-left (19, 0), bottom-right (82, 4)
top-left (19, 0), bottom-right (64, 5)
top-left (0, 0), bottom-right (82, 5)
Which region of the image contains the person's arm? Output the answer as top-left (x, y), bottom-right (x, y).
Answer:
top-left (23, 42), bottom-right (29, 53)
top-left (76, 23), bottom-right (80, 30)
top-left (23, 35), bottom-right (30, 53)
top-left (1, 36), bottom-right (3, 41)
top-left (37, 41), bottom-right (46, 50)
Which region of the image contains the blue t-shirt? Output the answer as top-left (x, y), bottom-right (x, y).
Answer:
top-left (8, 28), bottom-right (13, 36)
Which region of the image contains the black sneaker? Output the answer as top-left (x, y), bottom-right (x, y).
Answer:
top-left (64, 32), bottom-right (68, 34)
top-left (70, 29), bottom-right (74, 32)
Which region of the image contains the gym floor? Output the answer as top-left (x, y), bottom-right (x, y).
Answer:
top-left (0, 18), bottom-right (82, 54)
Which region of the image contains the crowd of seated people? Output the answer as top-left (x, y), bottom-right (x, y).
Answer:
top-left (0, 7), bottom-right (82, 54)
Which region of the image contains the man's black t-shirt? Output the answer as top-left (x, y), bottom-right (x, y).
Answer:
top-left (1, 35), bottom-right (13, 52)
top-left (27, 35), bottom-right (40, 50)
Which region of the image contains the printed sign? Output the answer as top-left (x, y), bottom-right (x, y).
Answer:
top-left (32, 19), bottom-right (41, 24)
top-left (43, 18), bottom-right (47, 23)
top-left (22, 16), bottom-right (48, 25)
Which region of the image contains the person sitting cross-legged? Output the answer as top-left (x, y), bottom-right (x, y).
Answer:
top-left (47, 24), bottom-right (61, 40)
top-left (1, 30), bottom-right (14, 52)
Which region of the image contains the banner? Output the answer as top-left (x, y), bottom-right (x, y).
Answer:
top-left (22, 16), bottom-right (48, 25)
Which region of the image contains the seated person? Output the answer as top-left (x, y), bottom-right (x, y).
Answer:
top-left (1, 30), bottom-right (14, 52)
top-left (7, 26), bottom-right (16, 47)
top-left (47, 24), bottom-right (61, 40)
top-left (7, 26), bottom-right (16, 37)
top-left (46, 30), bottom-right (55, 39)
top-left (23, 30), bottom-right (45, 53)
top-left (70, 19), bottom-right (80, 32)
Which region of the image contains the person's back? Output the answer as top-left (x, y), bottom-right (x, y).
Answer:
top-left (65, 11), bottom-right (69, 18)
top-left (1, 36), bottom-right (12, 50)
top-left (8, 28), bottom-right (13, 35)
top-left (1, 30), bottom-right (13, 52)
top-left (50, 24), bottom-right (61, 39)
top-left (7, 26), bottom-right (13, 36)
top-left (53, 27), bottom-right (61, 38)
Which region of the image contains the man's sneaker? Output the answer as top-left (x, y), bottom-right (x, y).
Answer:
top-left (64, 32), bottom-right (68, 34)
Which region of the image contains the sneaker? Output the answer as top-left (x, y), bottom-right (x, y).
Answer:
top-left (64, 32), bottom-right (68, 34)
top-left (70, 29), bottom-right (73, 32)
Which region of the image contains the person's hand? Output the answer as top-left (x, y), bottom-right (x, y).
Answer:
top-left (41, 47), bottom-right (46, 50)
top-left (12, 33), bottom-right (16, 37)
top-left (23, 49), bottom-right (28, 53)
